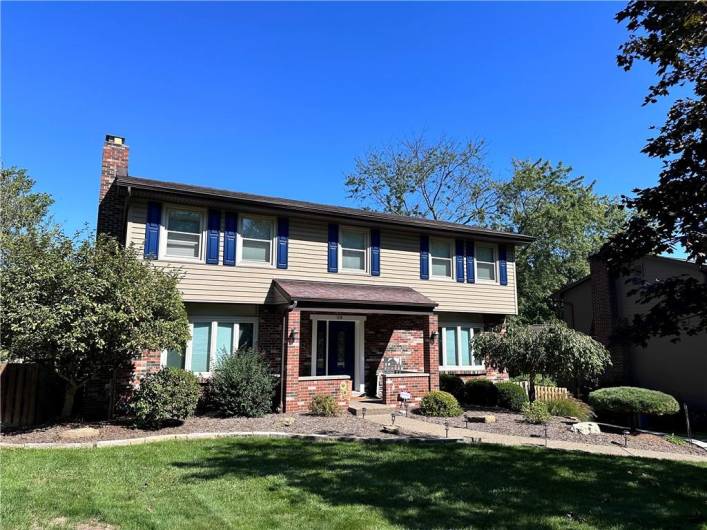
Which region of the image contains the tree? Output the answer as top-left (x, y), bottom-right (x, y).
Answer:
top-left (472, 321), bottom-right (611, 401)
top-left (599, 1), bottom-right (707, 341)
top-left (345, 137), bottom-right (625, 322)
top-left (1, 233), bottom-right (190, 417)
top-left (0, 166), bottom-right (54, 243)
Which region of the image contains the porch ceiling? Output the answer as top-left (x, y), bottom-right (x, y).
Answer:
top-left (271, 279), bottom-right (438, 309)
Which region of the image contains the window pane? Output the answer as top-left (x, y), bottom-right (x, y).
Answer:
top-left (166, 232), bottom-right (200, 258)
top-left (431, 240), bottom-right (451, 258)
top-left (460, 328), bottom-right (472, 366)
top-left (432, 258), bottom-right (452, 277)
top-left (242, 240), bottom-right (271, 262)
top-left (168, 210), bottom-right (201, 234)
top-left (477, 262), bottom-right (496, 281)
top-left (316, 322), bottom-right (326, 376)
top-left (473, 328), bottom-right (483, 366)
top-left (241, 217), bottom-right (272, 240)
top-left (238, 323), bottom-right (254, 350)
top-left (216, 323), bottom-right (233, 365)
top-left (477, 245), bottom-right (494, 263)
top-left (342, 229), bottom-right (366, 250)
top-left (166, 348), bottom-right (185, 369)
top-left (191, 322), bottom-right (211, 372)
top-left (445, 327), bottom-right (457, 366)
top-left (342, 249), bottom-right (365, 270)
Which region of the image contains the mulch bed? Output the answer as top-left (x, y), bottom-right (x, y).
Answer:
top-left (1, 412), bottom-right (406, 444)
top-left (415, 406), bottom-right (706, 456)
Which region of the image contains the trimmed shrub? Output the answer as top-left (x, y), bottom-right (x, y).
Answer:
top-left (419, 391), bottom-right (463, 417)
top-left (496, 382), bottom-right (528, 411)
top-left (131, 368), bottom-right (200, 429)
top-left (309, 394), bottom-right (340, 416)
top-left (464, 379), bottom-right (499, 407)
top-left (588, 387), bottom-right (679, 416)
top-left (543, 397), bottom-right (594, 422)
top-left (522, 400), bottom-right (550, 424)
top-left (440, 374), bottom-right (465, 402)
top-left (210, 349), bottom-right (275, 417)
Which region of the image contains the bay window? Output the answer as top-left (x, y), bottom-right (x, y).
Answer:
top-left (439, 325), bottom-right (484, 370)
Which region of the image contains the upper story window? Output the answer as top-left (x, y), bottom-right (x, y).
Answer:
top-left (430, 238), bottom-right (453, 279)
top-left (340, 226), bottom-right (369, 272)
top-left (162, 207), bottom-right (204, 260)
top-left (475, 243), bottom-right (497, 282)
top-left (238, 214), bottom-right (275, 265)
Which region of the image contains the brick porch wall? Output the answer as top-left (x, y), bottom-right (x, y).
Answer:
top-left (381, 373), bottom-right (430, 405)
top-left (290, 376), bottom-right (352, 413)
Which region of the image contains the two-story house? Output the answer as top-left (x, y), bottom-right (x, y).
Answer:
top-left (97, 135), bottom-right (533, 412)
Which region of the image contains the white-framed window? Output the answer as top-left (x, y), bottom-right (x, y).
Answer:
top-left (160, 206), bottom-right (206, 261)
top-left (237, 214), bottom-right (276, 266)
top-left (439, 324), bottom-right (484, 370)
top-left (163, 318), bottom-right (258, 375)
top-left (475, 243), bottom-right (497, 282)
top-left (339, 226), bottom-right (369, 273)
top-left (430, 238), bottom-right (454, 279)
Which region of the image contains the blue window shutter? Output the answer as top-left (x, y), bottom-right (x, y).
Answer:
top-left (465, 240), bottom-right (475, 283)
top-left (327, 223), bottom-right (338, 273)
top-left (455, 239), bottom-right (465, 283)
top-left (206, 210), bottom-right (221, 264)
top-left (371, 229), bottom-right (380, 276)
top-left (420, 235), bottom-right (429, 280)
top-left (499, 244), bottom-right (508, 285)
top-left (277, 217), bottom-right (289, 269)
top-left (223, 213), bottom-right (236, 266)
top-left (144, 202), bottom-right (161, 259)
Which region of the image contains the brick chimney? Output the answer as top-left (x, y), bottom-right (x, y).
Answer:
top-left (97, 134), bottom-right (129, 241)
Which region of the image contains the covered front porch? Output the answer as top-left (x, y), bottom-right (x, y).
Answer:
top-left (270, 279), bottom-right (440, 412)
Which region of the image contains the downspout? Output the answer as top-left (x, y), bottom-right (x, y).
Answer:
top-left (280, 300), bottom-right (298, 412)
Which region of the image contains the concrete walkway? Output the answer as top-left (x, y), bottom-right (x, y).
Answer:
top-left (365, 413), bottom-right (707, 464)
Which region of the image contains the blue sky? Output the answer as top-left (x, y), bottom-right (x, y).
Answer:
top-left (3, 1), bottom-right (668, 235)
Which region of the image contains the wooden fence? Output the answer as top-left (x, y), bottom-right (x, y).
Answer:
top-left (1, 363), bottom-right (64, 428)
top-left (515, 381), bottom-right (569, 401)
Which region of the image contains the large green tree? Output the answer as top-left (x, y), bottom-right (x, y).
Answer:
top-left (345, 137), bottom-right (625, 322)
top-left (599, 1), bottom-right (707, 342)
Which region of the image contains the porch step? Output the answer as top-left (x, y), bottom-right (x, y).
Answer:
top-left (348, 399), bottom-right (396, 417)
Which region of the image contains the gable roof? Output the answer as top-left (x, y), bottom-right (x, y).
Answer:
top-left (116, 175), bottom-right (534, 244)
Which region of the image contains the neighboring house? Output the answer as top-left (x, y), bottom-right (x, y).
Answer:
top-left (555, 256), bottom-right (707, 411)
top-left (97, 135), bottom-right (533, 412)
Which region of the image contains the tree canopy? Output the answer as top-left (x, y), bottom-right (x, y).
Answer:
top-left (599, 1), bottom-right (707, 342)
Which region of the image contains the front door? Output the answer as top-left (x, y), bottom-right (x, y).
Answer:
top-left (327, 321), bottom-right (356, 378)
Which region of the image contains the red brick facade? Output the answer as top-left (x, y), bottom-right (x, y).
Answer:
top-left (381, 373), bottom-right (430, 405)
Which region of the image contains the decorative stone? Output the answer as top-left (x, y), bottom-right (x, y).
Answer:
top-left (466, 414), bottom-right (496, 424)
top-left (570, 422), bottom-right (601, 435)
top-left (58, 427), bottom-right (100, 440)
top-left (275, 417), bottom-right (295, 428)
top-left (382, 425), bottom-right (400, 435)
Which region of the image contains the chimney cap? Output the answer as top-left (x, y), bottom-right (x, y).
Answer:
top-left (105, 134), bottom-right (125, 145)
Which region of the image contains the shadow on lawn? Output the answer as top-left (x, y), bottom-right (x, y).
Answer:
top-left (173, 439), bottom-right (706, 529)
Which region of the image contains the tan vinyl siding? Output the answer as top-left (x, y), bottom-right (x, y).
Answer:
top-left (127, 200), bottom-right (518, 314)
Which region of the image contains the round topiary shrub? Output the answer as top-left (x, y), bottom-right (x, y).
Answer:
top-left (522, 400), bottom-right (550, 424)
top-left (588, 387), bottom-right (679, 416)
top-left (464, 379), bottom-right (499, 407)
top-left (495, 382), bottom-right (528, 411)
top-left (309, 394), bottom-right (340, 416)
top-left (131, 367), bottom-right (201, 429)
top-left (419, 390), bottom-right (463, 417)
top-left (440, 374), bottom-right (465, 402)
top-left (209, 349), bottom-right (275, 417)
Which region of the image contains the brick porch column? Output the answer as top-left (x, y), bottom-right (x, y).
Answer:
top-left (423, 313), bottom-right (439, 392)
top-left (282, 308), bottom-right (301, 412)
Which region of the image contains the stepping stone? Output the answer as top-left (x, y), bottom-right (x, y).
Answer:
top-left (465, 414), bottom-right (496, 424)
top-left (58, 427), bottom-right (100, 440)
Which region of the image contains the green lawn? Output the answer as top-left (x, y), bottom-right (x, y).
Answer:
top-left (2, 438), bottom-right (705, 530)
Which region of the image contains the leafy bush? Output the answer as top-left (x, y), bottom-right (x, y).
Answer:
top-left (209, 349), bottom-right (275, 417)
top-left (464, 380), bottom-right (499, 406)
top-left (588, 387), bottom-right (679, 416)
top-left (131, 368), bottom-right (200, 429)
top-left (510, 374), bottom-right (557, 387)
top-left (522, 401), bottom-right (550, 424)
top-left (440, 374), bottom-right (465, 402)
top-left (496, 382), bottom-right (528, 411)
top-left (309, 394), bottom-right (340, 416)
top-left (543, 397), bottom-right (594, 422)
top-left (419, 391), bottom-right (463, 417)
